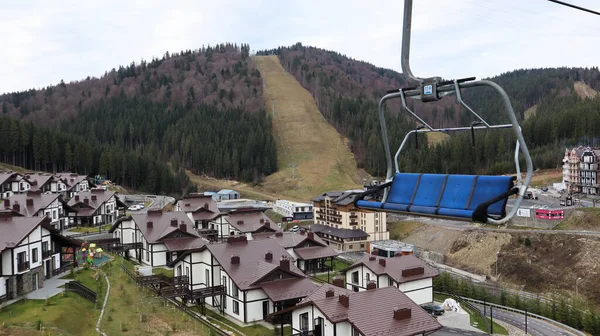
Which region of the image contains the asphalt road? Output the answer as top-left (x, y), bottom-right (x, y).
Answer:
top-left (431, 327), bottom-right (483, 336)
top-left (472, 303), bottom-right (573, 336)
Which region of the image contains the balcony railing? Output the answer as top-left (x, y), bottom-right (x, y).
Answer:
top-left (17, 261), bottom-right (30, 272)
top-left (42, 250), bottom-right (52, 259)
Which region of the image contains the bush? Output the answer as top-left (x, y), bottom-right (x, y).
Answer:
top-left (107, 315), bottom-right (113, 322)
top-left (121, 323), bottom-right (128, 332)
top-left (524, 237), bottom-right (532, 247)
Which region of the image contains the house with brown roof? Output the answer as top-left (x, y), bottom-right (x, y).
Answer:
top-left (54, 173), bottom-right (91, 198)
top-left (3, 190), bottom-right (74, 231)
top-left (343, 254), bottom-right (439, 305)
top-left (0, 171), bottom-right (31, 199)
top-left (175, 195), bottom-right (224, 239)
top-left (252, 230), bottom-right (338, 275)
top-left (218, 208), bottom-right (278, 241)
top-left (22, 172), bottom-right (67, 194)
top-left (67, 189), bottom-right (125, 227)
top-left (282, 283), bottom-right (442, 336)
top-left (109, 210), bottom-right (207, 267)
top-left (0, 213), bottom-right (80, 303)
top-left (169, 236), bottom-right (318, 324)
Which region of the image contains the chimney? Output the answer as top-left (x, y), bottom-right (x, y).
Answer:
top-left (325, 289), bottom-right (335, 298)
top-left (147, 221), bottom-right (153, 228)
top-left (227, 236), bottom-right (248, 243)
top-left (83, 198), bottom-right (89, 205)
top-left (393, 308), bottom-right (412, 320)
top-left (300, 229), bottom-right (305, 235)
top-left (91, 195), bottom-right (97, 201)
top-left (332, 276), bottom-right (344, 288)
top-left (12, 202), bottom-right (20, 212)
top-left (171, 219), bottom-right (178, 227)
top-left (265, 251), bottom-right (273, 261)
top-left (4, 199), bottom-right (9, 208)
top-left (379, 258), bottom-right (386, 267)
top-left (366, 281), bottom-right (377, 290)
top-left (338, 294), bottom-right (349, 308)
top-left (279, 256), bottom-right (290, 270)
top-left (26, 198), bottom-right (34, 207)
top-left (371, 248), bottom-right (379, 255)
top-left (75, 195), bottom-right (80, 202)
top-left (369, 256), bottom-right (376, 261)
top-left (275, 232), bottom-right (283, 237)
top-left (237, 220), bottom-right (244, 225)
top-left (402, 266), bottom-right (425, 277)
top-left (231, 255), bottom-right (240, 264)
top-left (259, 218), bottom-right (264, 223)
top-left (264, 221), bottom-right (270, 228)
top-left (185, 203), bottom-right (191, 207)
top-left (308, 232), bottom-right (314, 240)
top-left (179, 223), bottom-right (187, 232)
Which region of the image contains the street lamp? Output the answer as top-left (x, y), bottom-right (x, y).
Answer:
top-left (576, 277), bottom-right (583, 295)
top-left (496, 252), bottom-right (500, 277)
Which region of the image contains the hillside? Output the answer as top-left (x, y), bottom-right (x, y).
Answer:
top-left (259, 44), bottom-right (600, 177)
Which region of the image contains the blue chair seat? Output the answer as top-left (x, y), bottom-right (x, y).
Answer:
top-left (355, 172), bottom-right (516, 223)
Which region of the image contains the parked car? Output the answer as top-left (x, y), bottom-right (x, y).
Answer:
top-left (421, 304), bottom-right (445, 316)
top-left (289, 225), bottom-right (300, 232)
top-left (128, 204), bottom-right (141, 211)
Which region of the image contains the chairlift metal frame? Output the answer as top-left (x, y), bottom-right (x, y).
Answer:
top-left (369, 0), bottom-right (533, 225)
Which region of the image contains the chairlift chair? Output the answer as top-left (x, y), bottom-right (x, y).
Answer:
top-left (353, 0), bottom-right (533, 224)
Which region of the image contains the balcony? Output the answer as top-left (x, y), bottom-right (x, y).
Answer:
top-left (42, 250), bottom-right (52, 259)
top-left (17, 261), bottom-right (30, 272)
top-left (349, 214), bottom-right (358, 219)
top-left (349, 221), bottom-right (358, 226)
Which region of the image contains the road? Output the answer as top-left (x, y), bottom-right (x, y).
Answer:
top-left (431, 327), bottom-right (483, 335)
top-left (472, 303), bottom-right (573, 336)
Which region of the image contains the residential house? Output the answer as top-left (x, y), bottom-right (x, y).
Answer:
top-left (213, 208), bottom-right (278, 241)
top-left (312, 191), bottom-right (389, 250)
top-left (343, 254), bottom-right (438, 305)
top-left (0, 214), bottom-right (79, 302)
top-left (175, 195), bottom-right (224, 239)
top-left (0, 172), bottom-right (31, 199)
top-left (169, 236), bottom-right (318, 324)
top-left (252, 230), bottom-right (338, 274)
top-left (283, 283), bottom-right (442, 336)
top-left (310, 223), bottom-right (369, 253)
top-left (55, 173), bottom-right (91, 198)
top-left (215, 189), bottom-right (240, 201)
top-left (3, 191), bottom-right (72, 231)
top-left (22, 172), bottom-right (66, 194)
top-left (273, 200), bottom-right (313, 220)
top-left (562, 147), bottom-right (600, 195)
top-left (67, 189), bottom-right (124, 227)
top-left (110, 210), bottom-right (206, 267)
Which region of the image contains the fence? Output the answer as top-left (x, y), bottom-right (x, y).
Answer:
top-left (119, 264), bottom-right (229, 336)
top-left (65, 281), bottom-right (97, 303)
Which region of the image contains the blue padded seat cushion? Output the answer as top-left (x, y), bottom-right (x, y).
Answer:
top-left (356, 200), bottom-right (383, 209)
top-left (468, 175), bottom-right (513, 216)
top-left (386, 173), bottom-right (421, 205)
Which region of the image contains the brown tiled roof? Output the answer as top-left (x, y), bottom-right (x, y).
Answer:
top-left (226, 209), bottom-right (277, 233)
top-left (177, 195), bottom-right (221, 221)
top-left (0, 214), bottom-right (47, 252)
top-left (163, 236), bottom-right (207, 251)
top-left (206, 238), bottom-right (305, 290)
top-left (4, 191), bottom-right (61, 216)
top-left (300, 285), bottom-right (442, 336)
top-left (67, 189), bottom-right (116, 214)
top-left (253, 231), bottom-right (327, 248)
top-left (130, 211), bottom-right (198, 243)
top-left (347, 254), bottom-right (438, 284)
top-left (310, 223), bottom-right (369, 239)
top-left (24, 173), bottom-right (55, 191)
top-left (260, 277), bottom-right (318, 302)
top-left (0, 172), bottom-right (19, 186)
top-left (294, 246), bottom-right (338, 260)
top-left (55, 173), bottom-right (88, 189)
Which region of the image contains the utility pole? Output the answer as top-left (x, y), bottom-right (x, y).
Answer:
top-left (525, 309), bottom-right (528, 334)
top-left (490, 306), bottom-right (494, 335)
top-left (289, 162), bottom-right (297, 179)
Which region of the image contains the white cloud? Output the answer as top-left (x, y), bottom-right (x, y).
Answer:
top-left (0, 0), bottom-right (599, 93)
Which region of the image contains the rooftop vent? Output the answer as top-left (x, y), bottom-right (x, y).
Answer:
top-left (326, 289), bottom-right (335, 298)
top-left (12, 202), bottom-right (20, 212)
top-left (369, 256), bottom-right (376, 261)
top-left (393, 308), bottom-right (411, 320)
top-left (26, 198), bottom-right (34, 206)
top-left (83, 198), bottom-right (89, 205)
top-left (279, 256), bottom-right (290, 270)
top-left (237, 220), bottom-right (244, 225)
top-left (75, 195), bottom-right (80, 202)
top-left (179, 223), bottom-right (187, 232)
top-left (402, 266), bottom-right (425, 277)
top-left (332, 276), bottom-right (344, 288)
top-left (259, 218), bottom-right (264, 223)
top-left (275, 232), bottom-right (283, 237)
top-left (91, 195), bottom-right (97, 201)
top-left (379, 258), bottom-right (386, 267)
top-left (231, 255), bottom-right (240, 264)
top-left (307, 232), bottom-right (314, 239)
top-left (338, 294), bottom-right (349, 307)
top-left (147, 221), bottom-right (153, 228)
top-left (265, 251), bottom-right (273, 261)
top-left (171, 219), bottom-right (178, 227)
top-left (185, 203), bottom-right (191, 207)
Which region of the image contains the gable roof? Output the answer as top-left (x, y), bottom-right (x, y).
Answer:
top-left (298, 285), bottom-right (442, 336)
top-left (260, 277), bottom-right (318, 302)
top-left (311, 191), bottom-right (359, 206)
top-left (294, 245), bottom-right (338, 260)
top-left (206, 237), bottom-right (305, 291)
top-left (0, 172), bottom-right (21, 186)
top-left (218, 189), bottom-right (238, 195)
top-left (176, 195), bottom-right (221, 221)
top-left (310, 223), bottom-right (369, 239)
top-left (54, 173), bottom-right (88, 189)
top-left (127, 211), bottom-right (199, 243)
top-left (0, 214), bottom-right (47, 252)
top-left (24, 173), bottom-right (56, 191)
top-left (253, 231), bottom-right (327, 248)
top-left (162, 236), bottom-right (207, 252)
top-left (226, 209), bottom-right (277, 233)
top-left (67, 189), bottom-right (116, 213)
top-left (4, 191), bottom-right (61, 216)
top-left (346, 254), bottom-right (439, 284)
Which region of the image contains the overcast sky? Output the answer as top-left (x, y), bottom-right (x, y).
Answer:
top-left (1, 0), bottom-right (599, 94)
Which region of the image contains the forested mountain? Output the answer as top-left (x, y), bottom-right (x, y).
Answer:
top-left (0, 43), bottom-right (278, 195)
top-left (258, 43), bottom-right (600, 177)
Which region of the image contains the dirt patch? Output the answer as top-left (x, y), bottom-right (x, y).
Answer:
top-left (574, 81), bottom-right (598, 99)
top-left (445, 230), bottom-right (512, 276)
top-left (402, 226), bottom-right (465, 255)
top-left (389, 221), bottom-right (424, 240)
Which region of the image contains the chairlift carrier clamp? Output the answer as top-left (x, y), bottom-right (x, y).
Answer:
top-left (354, 0), bottom-right (533, 225)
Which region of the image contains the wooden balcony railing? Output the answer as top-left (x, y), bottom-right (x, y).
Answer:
top-left (17, 261), bottom-right (30, 272)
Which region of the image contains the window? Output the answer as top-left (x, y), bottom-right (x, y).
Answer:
top-left (352, 271), bottom-right (358, 284)
top-left (146, 251), bottom-right (149, 261)
top-left (206, 269), bottom-right (210, 286)
top-left (53, 210), bottom-right (57, 220)
top-left (32, 248), bottom-right (38, 263)
top-left (42, 241), bottom-right (48, 252)
top-left (388, 277), bottom-right (394, 287)
top-left (231, 282), bottom-right (239, 298)
top-left (300, 312), bottom-right (309, 331)
top-left (352, 327), bottom-right (361, 336)
top-left (365, 273), bottom-right (370, 282)
top-left (233, 301), bottom-right (239, 315)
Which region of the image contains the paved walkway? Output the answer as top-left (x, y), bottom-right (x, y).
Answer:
top-left (26, 274), bottom-right (71, 299)
top-left (436, 309), bottom-right (483, 333)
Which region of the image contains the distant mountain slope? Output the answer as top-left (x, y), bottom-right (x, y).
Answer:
top-left (0, 43), bottom-right (264, 124)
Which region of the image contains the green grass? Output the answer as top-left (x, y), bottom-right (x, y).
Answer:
top-left (202, 307), bottom-right (291, 336)
top-left (152, 267), bottom-right (174, 278)
top-left (434, 293), bottom-right (508, 335)
top-left (524, 105), bottom-right (537, 120)
top-left (265, 209), bottom-right (284, 223)
top-left (554, 207), bottom-right (600, 230)
top-left (389, 221), bottom-right (424, 240)
top-left (69, 224), bottom-right (112, 233)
